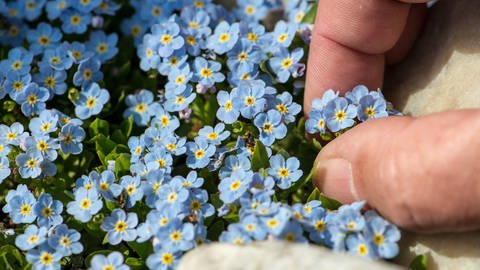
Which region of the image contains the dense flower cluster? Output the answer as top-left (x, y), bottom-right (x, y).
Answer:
top-left (0, 0), bottom-right (403, 269)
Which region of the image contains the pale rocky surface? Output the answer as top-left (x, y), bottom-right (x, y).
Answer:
top-left (177, 241), bottom-right (404, 270)
top-left (384, 0), bottom-right (480, 116)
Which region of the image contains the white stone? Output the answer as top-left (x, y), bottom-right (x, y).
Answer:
top-left (178, 241), bottom-right (404, 270)
top-left (384, 0), bottom-right (480, 116)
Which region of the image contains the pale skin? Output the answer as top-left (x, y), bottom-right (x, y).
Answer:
top-left (305, 0), bottom-right (480, 232)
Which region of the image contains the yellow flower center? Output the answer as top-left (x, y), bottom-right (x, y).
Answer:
top-left (38, 36), bottom-right (50, 46)
top-left (247, 33), bottom-right (257, 42)
top-left (170, 231), bottom-right (182, 242)
top-left (80, 199), bottom-right (91, 209)
top-left (40, 252), bottom-right (53, 265)
top-left (28, 235), bottom-right (38, 244)
top-left (161, 34), bottom-right (172, 45)
top-left (315, 220), bottom-right (326, 231)
top-left (194, 1), bottom-right (205, 8)
top-left (9, 26), bottom-right (19, 37)
top-left (245, 224), bottom-right (255, 231)
top-left (335, 110), bottom-right (346, 121)
top-left (244, 96), bottom-right (255, 106)
top-left (167, 192), bottom-right (177, 202)
top-left (169, 57), bottom-right (178, 66)
top-left (318, 119), bottom-right (325, 129)
top-left (175, 96), bottom-right (185, 104)
top-left (230, 180), bottom-right (241, 191)
top-left (190, 200), bottom-right (201, 210)
top-left (44, 77), bottom-right (56, 88)
top-left (157, 158), bottom-right (166, 168)
top-left (21, 204), bottom-right (31, 215)
top-left (278, 33), bottom-right (288, 43)
top-left (194, 148), bottom-right (205, 159)
top-left (160, 116), bottom-right (169, 127)
top-left (12, 60), bottom-right (22, 70)
top-left (133, 146), bottom-right (142, 155)
top-left (278, 168), bottom-right (289, 178)
top-left (27, 94), bottom-right (37, 105)
top-left (207, 132), bottom-right (218, 140)
top-left (70, 15), bottom-right (81, 26)
top-left (284, 232), bottom-right (295, 242)
top-left (60, 236), bottom-right (71, 247)
top-left (358, 244), bottom-right (368, 256)
top-left (135, 103), bottom-right (147, 113)
top-left (162, 253), bottom-right (174, 265)
top-left (115, 220), bottom-right (127, 232)
top-left (96, 44), bottom-right (108, 54)
top-left (224, 101), bottom-right (232, 111)
top-left (13, 81), bottom-right (23, 91)
top-left (347, 221), bottom-right (356, 230)
top-left (72, 51), bottom-right (82, 59)
top-left (238, 52), bottom-right (248, 62)
top-left (7, 133), bottom-right (17, 140)
top-left (365, 107), bottom-right (375, 118)
top-left (245, 5), bottom-right (256, 15)
top-left (100, 182), bottom-right (109, 191)
top-left (152, 6), bottom-right (162, 16)
top-left (175, 75), bottom-right (185, 84)
top-left (276, 103), bottom-right (288, 114)
top-left (219, 33), bottom-right (230, 43)
top-left (131, 25), bottom-right (141, 36)
top-left (186, 36), bottom-right (196, 45)
top-left (159, 217), bottom-right (169, 226)
top-left (373, 233), bottom-right (385, 245)
top-left (126, 185), bottom-right (136, 195)
top-left (281, 58), bottom-right (293, 69)
top-left (166, 143), bottom-right (176, 151)
top-left (200, 68), bottom-right (212, 78)
top-left (86, 97), bottom-right (96, 108)
top-left (267, 219), bottom-right (278, 228)
top-left (27, 158), bottom-right (37, 168)
top-left (263, 123), bottom-right (273, 133)
top-left (83, 69), bottom-right (92, 80)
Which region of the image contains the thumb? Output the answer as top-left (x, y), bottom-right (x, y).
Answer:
top-left (314, 110), bottom-right (480, 232)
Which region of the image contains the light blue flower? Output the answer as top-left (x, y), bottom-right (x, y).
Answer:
top-left (0, 47), bottom-right (33, 75)
top-left (219, 223), bottom-right (252, 245)
top-left (165, 65), bottom-right (192, 94)
top-left (89, 251), bottom-right (129, 270)
top-left (48, 224), bottom-right (83, 256)
top-left (120, 175), bottom-right (144, 208)
top-left (151, 21), bottom-right (185, 58)
top-left (164, 85), bottom-right (197, 112)
top-left (5, 189), bottom-right (37, 224)
top-left (192, 57), bottom-right (225, 88)
top-left (157, 178), bottom-right (190, 211)
top-left (0, 156), bottom-right (10, 182)
top-left (95, 170), bottom-right (122, 201)
top-left (58, 123), bottom-right (85, 155)
top-left (86, 31), bottom-right (119, 63)
top-left (305, 110), bottom-right (326, 134)
top-left (269, 47), bottom-right (304, 83)
top-left (158, 48), bottom-right (189, 75)
top-left (46, 0), bottom-right (69, 20)
top-left (33, 65), bottom-right (67, 96)
top-left (324, 97), bottom-right (357, 132)
top-left (21, 0), bottom-right (46, 21)
top-left (102, 209), bottom-right (138, 245)
top-left (123, 89), bottom-right (156, 126)
top-left (15, 225), bottom-right (47, 251)
top-left (260, 207), bottom-right (291, 236)
top-left (186, 138), bottom-right (216, 169)
top-left (270, 20), bottom-right (296, 48)
top-left (219, 170), bottom-right (253, 204)
top-left (232, 81), bottom-right (266, 119)
top-left (236, 0), bottom-right (268, 22)
top-left (207, 21), bottom-right (240, 55)
top-left (25, 243), bottom-right (62, 270)
top-left (60, 9), bottom-right (91, 34)
top-left (267, 155), bottom-right (303, 189)
top-left (73, 57), bottom-right (103, 88)
top-left (74, 82), bottom-right (110, 120)
top-left (198, 123), bottom-right (230, 145)
top-left (0, 122), bottom-right (28, 146)
top-left (157, 218), bottom-right (195, 252)
top-left (27, 23), bottom-right (62, 55)
top-left (216, 90), bottom-right (240, 124)
top-left (33, 193), bottom-right (63, 228)
top-left (38, 46), bottom-right (73, 71)
top-left (254, 110), bottom-right (287, 146)
top-left (144, 146), bottom-right (173, 173)
top-left (346, 233), bottom-right (377, 259)
top-left (17, 83), bottom-right (50, 116)
top-left (364, 210), bottom-right (401, 259)
top-left (146, 247), bottom-right (182, 270)
top-left (183, 189), bottom-right (215, 217)
top-left (64, 41), bottom-right (94, 64)
top-left (143, 169), bottom-right (169, 208)
top-left (272, 92), bottom-right (301, 123)
top-left (4, 72), bottom-right (32, 101)
top-left (227, 38), bottom-right (262, 71)
top-left (66, 187), bottom-right (103, 222)
top-left (16, 150), bottom-right (44, 179)
top-left (279, 221), bottom-right (308, 243)
top-left (357, 94), bottom-right (388, 122)
top-left (240, 214), bottom-right (267, 240)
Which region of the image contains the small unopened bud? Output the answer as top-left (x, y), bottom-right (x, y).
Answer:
top-left (91, 16), bottom-right (104, 28)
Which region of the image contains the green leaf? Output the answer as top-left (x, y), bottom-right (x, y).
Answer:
top-left (0, 245), bottom-right (28, 269)
top-left (2, 101), bottom-right (16, 112)
top-left (251, 140), bottom-right (269, 171)
top-left (207, 220), bottom-right (225, 241)
top-left (115, 153), bottom-right (131, 177)
top-left (93, 134), bottom-right (116, 158)
top-left (307, 188), bottom-right (321, 202)
top-left (302, 3), bottom-right (318, 24)
top-left (89, 118), bottom-right (110, 137)
top-left (319, 193), bottom-right (342, 210)
top-left (121, 116), bottom-right (134, 138)
top-left (127, 241), bottom-right (153, 259)
top-left (125, 257), bottom-right (145, 269)
top-left (409, 254), bottom-right (428, 270)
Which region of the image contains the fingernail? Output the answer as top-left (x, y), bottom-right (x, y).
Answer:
top-left (314, 158), bottom-right (359, 203)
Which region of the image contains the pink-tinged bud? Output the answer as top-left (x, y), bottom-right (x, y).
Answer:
top-left (91, 16), bottom-right (104, 28)
top-left (196, 84), bottom-right (208, 94)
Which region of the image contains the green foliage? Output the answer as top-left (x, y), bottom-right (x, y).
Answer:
top-left (302, 3), bottom-right (318, 24)
top-left (409, 254), bottom-right (428, 270)
top-left (0, 245), bottom-right (29, 270)
top-left (251, 140), bottom-right (270, 171)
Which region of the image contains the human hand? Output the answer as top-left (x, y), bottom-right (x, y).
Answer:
top-left (305, 0), bottom-right (480, 232)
